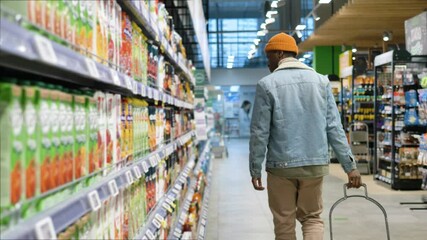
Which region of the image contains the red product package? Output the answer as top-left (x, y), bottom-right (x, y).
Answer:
top-left (120, 12), bottom-right (132, 76)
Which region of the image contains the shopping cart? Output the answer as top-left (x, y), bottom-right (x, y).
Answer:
top-left (329, 184), bottom-right (391, 240)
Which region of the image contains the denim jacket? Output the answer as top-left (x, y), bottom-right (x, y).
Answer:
top-left (249, 58), bottom-right (357, 178)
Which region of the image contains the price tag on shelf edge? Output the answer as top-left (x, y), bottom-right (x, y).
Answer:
top-left (145, 229), bottom-right (155, 239)
top-left (174, 231), bottom-right (181, 238)
top-left (125, 170), bottom-right (134, 185)
top-left (87, 190), bottom-right (101, 212)
top-left (165, 197), bottom-right (176, 208)
top-left (133, 166), bottom-right (142, 179)
top-left (85, 58), bottom-right (100, 79)
top-left (133, 81), bottom-right (138, 94)
top-left (147, 87), bottom-right (153, 99)
top-left (179, 215), bottom-right (186, 225)
top-left (199, 226), bottom-right (205, 237)
top-left (152, 218), bottom-right (161, 229)
top-left (35, 217), bottom-right (57, 240)
top-left (156, 153), bottom-right (162, 163)
top-left (108, 180), bottom-right (119, 197)
top-left (172, 188), bottom-right (179, 195)
top-left (33, 35), bottom-right (58, 65)
top-left (155, 213), bottom-right (165, 223)
top-left (174, 183), bottom-right (182, 190)
top-left (110, 69), bottom-right (121, 86)
top-left (125, 75), bottom-right (133, 90)
top-left (149, 155), bottom-right (158, 167)
top-left (201, 218), bottom-right (207, 226)
top-left (141, 161), bottom-right (149, 173)
top-left (162, 203), bottom-right (173, 213)
top-left (140, 84), bottom-right (146, 97)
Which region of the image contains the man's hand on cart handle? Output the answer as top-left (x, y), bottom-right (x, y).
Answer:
top-left (252, 177), bottom-right (265, 191)
top-left (347, 170), bottom-right (362, 188)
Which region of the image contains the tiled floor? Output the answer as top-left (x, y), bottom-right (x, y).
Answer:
top-left (205, 139), bottom-right (427, 240)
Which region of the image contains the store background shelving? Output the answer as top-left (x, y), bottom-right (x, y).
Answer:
top-left (0, 0), bottom-right (212, 239)
top-left (374, 50), bottom-right (427, 190)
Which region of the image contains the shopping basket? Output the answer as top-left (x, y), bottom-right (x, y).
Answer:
top-left (329, 184), bottom-right (391, 240)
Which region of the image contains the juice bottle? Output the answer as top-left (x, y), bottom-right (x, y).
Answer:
top-left (69, 1), bottom-right (79, 48)
top-left (127, 98), bottom-right (134, 162)
top-left (131, 22), bottom-right (141, 81)
top-left (21, 82), bottom-right (39, 200)
top-left (107, 0), bottom-right (115, 66)
top-left (114, 94), bottom-right (122, 168)
top-left (121, 98), bottom-right (128, 161)
top-left (94, 91), bottom-right (107, 175)
top-left (141, 34), bottom-right (148, 86)
top-left (38, 84), bottom-right (55, 193)
top-left (142, 104), bottom-right (149, 155)
top-left (106, 93), bottom-right (116, 173)
top-left (0, 80), bottom-right (24, 229)
top-left (120, 12), bottom-right (132, 76)
top-left (85, 1), bottom-right (95, 57)
top-left (148, 106), bottom-right (157, 151)
top-left (48, 85), bottom-right (61, 188)
top-left (73, 91), bottom-right (88, 180)
top-left (61, 90), bottom-right (74, 183)
top-left (86, 93), bottom-right (100, 175)
top-left (77, 1), bottom-right (88, 55)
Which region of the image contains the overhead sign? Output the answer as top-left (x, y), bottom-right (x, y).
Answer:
top-left (405, 11), bottom-right (427, 56)
top-left (339, 50), bottom-right (352, 73)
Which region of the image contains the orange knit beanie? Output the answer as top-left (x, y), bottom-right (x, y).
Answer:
top-left (264, 33), bottom-right (298, 55)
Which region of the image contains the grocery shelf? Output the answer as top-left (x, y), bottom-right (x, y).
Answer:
top-left (0, 130), bottom-right (196, 240)
top-left (375, 174), bottom-right (392, 184)
top-left (0, 17), bottom-right (194, 110)
top-left (137, 140), bottom-right (211, 239)
top-left (138, 155), bottom-right (196, 240)
top-left (118, 0), bottom-right (196, 86)
top-left (196, 166), bottom-right (213, 240)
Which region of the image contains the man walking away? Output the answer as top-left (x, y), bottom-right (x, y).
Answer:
top-left (249, 32), bottom-right (362, 240)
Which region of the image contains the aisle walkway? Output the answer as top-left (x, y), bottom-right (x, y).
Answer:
top-left (206, 139), bottom-right (427, 240)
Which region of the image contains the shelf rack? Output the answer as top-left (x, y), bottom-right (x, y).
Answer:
top-left (0, 16), bottom-right (194, 110)
top-left (373, 50), bottom-right (426, 190)
top-left (137, 140), bottom-right (211, 239)
top-left (0, 131), bottom-right (196, 240)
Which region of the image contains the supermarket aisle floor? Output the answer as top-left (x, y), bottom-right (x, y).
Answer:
top-left (206, 139), bottom-right (427, 240)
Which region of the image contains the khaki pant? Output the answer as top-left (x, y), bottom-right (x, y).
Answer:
top-left (267, 173), bottom-right (324, 240)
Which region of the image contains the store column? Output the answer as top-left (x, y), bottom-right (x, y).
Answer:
top-left (313, 46), bottom-right (345, 76)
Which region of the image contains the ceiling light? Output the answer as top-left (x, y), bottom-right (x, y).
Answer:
top-left (299, 58), bottom-right (305, 62)
top-left (227, 55), bottom-right (235, 60)
top-left (352, 45), bottom-right (357, 53)
top-left (296, 30), bottom-right (303, 38)
top-left (303, 53), bottom-right (311, 58)
top-left (312, 11), bottom-right (320, 21)
top-left (254, 39), bottom-right (261, 45)
top-left (352, 57), bottom-right (356, 60)
top-left (257, 30), bottom-right (267, 36)
top-left (271, 1), bottom-right (279, 8)
top-left (226, 63), bottom-right (233, 69)
top-left (295, 24), bottom-right (306, 31)
top-left (217, 94), bottom-right (222, 101)
top-left (265, 18), bottom-right (275, 25)
top-left (383, 31), bottom-right (392, 42)
top-left (260, 23), bottom-right (266, 29)
top-left (319, 0), bottom-right (332, 4)
top-left (266, 10), bottom-right (278, 18)
top-left (215, 86), bottom-right (221, 90)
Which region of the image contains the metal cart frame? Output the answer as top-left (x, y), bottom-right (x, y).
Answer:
top-left (329, 184), bottom-right (391, 240)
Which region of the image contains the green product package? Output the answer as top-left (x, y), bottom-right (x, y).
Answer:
top-left (20, 82), bottom-right (40, 219)
top-left (0, 80), bottom-right (25, 230)
top-left (72, 92), bottom-right (88, 181)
